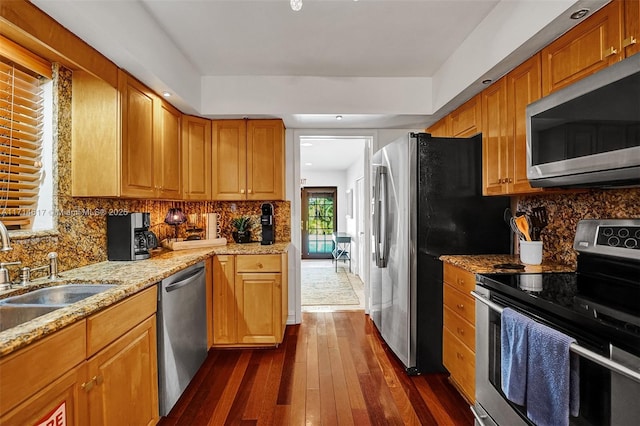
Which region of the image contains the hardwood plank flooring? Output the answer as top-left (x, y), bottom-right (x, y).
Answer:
top-left (159, 312), bottom-right (474, 425)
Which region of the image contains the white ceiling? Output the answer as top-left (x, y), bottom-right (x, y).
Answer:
top-left (32, 0), bottom-right (608, 129)
top-left (300, 137), bottom-right (366, 171)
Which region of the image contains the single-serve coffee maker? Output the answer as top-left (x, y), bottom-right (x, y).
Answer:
top-left (260, 203), bottom-right (275, 245)
top-left (107, 212), bottom-right (157, 260)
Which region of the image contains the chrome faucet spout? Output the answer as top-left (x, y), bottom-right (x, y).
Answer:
top-left (0, 220), bottom-right (11, 252)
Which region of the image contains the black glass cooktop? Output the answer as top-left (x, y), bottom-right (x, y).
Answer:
top-left (477, 272), bottom-right (640, 351)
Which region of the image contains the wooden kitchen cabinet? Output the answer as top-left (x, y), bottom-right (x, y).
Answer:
top-left (450, 94), bottom-right (481, 137)
top-left (426, 116), bottom-right (450, 137)
top-left (541, 0), bottom-right (624, 96)
top-left (182, 115), bottom-right (212, 200)
top-left (212, 253), bottom-right (288, 347)
top-left (212, 119), bottom-right (285, 201)
top-left (72, 69), bottom-right (181, 198)
top-left (624, 0), bottom-right (640, 57)
top-left (482, 54), bottom-right (544, 195)
top-left (481, 76), bottom-right (509, 196)
top-left (442, 263), bottom-right (476, 403)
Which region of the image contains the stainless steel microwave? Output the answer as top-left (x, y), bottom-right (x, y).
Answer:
top-left (526, 54), bottom-right (640, 188)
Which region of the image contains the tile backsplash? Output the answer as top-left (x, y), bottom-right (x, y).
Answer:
top-left (517, 188), bottom-right (640, 268)
top-left (0, 64), bottom-right (290, 273)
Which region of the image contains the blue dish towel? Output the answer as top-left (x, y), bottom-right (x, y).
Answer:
top-left (501, 308), bottom-right (534, 405)
top-left (526, 321), bottom-right (580, 426)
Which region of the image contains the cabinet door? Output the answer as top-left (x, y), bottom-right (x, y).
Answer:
top-left (246, 119), bottom-right (285, 201)
top-left (86, 316), bottom-right (159, 426)
top-left (235, 272), bottom-right (281, 345)
top-left (541, 1), bottom-right (623, 96)
top-left (156, 100), bottom-right (182, 199)
top-left (121, 73), bottom-right (156, 198)
top-left (482, 77), bottom-right (509, 195)
top-left (427, 116), bottom-right (450, 137)
top-left (212, 119), bottom-right (247, 200)
top-left (0, 363), bottom-right (87, 426)
top-left (450, 95), bottom-right (481, 137)
top-left (624, 0), bottom-right (640, 57)
top-left (507, 54), bottom-right (544, 194)
top-left (213, 255), bottom-right (237, 345)
top-left (182, 115), bottom-right (212, 200)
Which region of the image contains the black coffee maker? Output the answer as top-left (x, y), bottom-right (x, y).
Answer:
top-left (260, 203), bottom-right (275, 245)
top-left (107, 212), bottom-right (157, 260)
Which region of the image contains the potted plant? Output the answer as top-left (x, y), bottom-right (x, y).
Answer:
top-left (231, 216), bottom-right (252, 243)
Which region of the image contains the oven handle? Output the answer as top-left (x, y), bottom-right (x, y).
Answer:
top-left (471, 291), bottom-right (640, 384)
top-left (469, 405), bottom-right (490, 426)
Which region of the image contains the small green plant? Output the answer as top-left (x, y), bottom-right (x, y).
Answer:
top-left (231, 216), bottom-right (252, 232)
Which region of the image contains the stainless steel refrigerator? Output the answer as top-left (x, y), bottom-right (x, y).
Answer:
top-left (370, 132), bottom-right (510, 374)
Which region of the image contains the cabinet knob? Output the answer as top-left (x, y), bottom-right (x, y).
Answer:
top-left (623, 36), bottom-right (637, 48)
top-left (456, 304), bottom-right (464, 310)
top-left (95, 375), bottom-right (104, 385)
top-left (248, 189), bottom-right (252, 194)
top-left (82, 378), bottom-right (95, 392)
top-left (457, 327), bottom-right (465, 336)
top-left (457, 278), bottom-right (465, 286)
top-left (604, 46), bottom-right (618, 57)
top-left (456, 352), bottom-right (464, 360)
top-left (240, 189), bottom-right (245, 194)
top-left (257, 263), bottom-right (263, 268)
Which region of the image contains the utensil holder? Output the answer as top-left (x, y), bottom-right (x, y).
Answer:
top-left (520, 240), bottom-right (543, 265)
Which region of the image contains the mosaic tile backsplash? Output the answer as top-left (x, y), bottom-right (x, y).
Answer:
top-left (0, 65), bottom-right (290, 272)
top-left (517, 188), bottom-right (640, 268)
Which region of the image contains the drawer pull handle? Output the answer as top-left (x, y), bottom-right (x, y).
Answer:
top-left (82, 378), bottom-right (95, 392)
top-left (623, 36), bottom-right (637, 48)
top-left (604, 46), bottom-right (618, 57)
top-left (95, 375), bottom-right (104, 386)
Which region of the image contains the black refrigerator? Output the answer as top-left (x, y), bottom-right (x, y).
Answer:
top-left (370, 132), bottom-right (510, 374)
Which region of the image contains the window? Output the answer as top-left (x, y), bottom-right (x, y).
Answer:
top-left (0, 36), bottom-right (52, 230)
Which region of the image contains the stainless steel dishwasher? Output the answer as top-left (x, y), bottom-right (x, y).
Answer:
top-left (157, 261), bottom-right (208, 416)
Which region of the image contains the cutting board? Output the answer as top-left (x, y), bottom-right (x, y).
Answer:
top-left (161, 237), bottom-right (227, 251)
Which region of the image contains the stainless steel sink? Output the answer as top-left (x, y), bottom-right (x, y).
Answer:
top-left (0, 284), bottom-right (117, 305)
top-left (0, 305), bottom-right (62, 332)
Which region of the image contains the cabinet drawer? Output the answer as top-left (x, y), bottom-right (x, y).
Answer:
top-left (443, 263), bottom-right (476, 294)
top-left (444, 283), bottom-right (475, 325)
top-left (87, 286), bottom-right (157, 356)
top-left (236, 254), bottom-right (281, 273)
top-left (0, 320), bottom-right (86, 414)
top-left (444, 305), bottom-right (475, 351)
top-left (443, 326), bottom-right (475, 402)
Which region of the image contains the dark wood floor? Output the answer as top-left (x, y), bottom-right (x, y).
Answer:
top-left (159, 311), bottom-right (473, 425)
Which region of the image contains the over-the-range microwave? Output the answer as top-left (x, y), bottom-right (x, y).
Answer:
top-left (526, 54), bottom-right (640, 188)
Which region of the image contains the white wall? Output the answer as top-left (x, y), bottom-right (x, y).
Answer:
top-left (344, 155), bottom-right (365, 276)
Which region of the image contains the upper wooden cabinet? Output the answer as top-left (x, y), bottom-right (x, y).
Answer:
top-left (212, 119), bottom-right (285, 201)
top-left (450, 94), bottom-right (481, 137)
top-left (541, 1), bottom-right (624, 96)
top-left (72, 70), bottom-right (181, 199)
top-left (482, 55), bottom-right (544, 196)
top-left (182, 115), bottom-right (212, 200)
top-left (426, 117), bottom-right (450, 137)
top-left (481, 76), bottom-right (509, 196)
top-left (624, 0), bottom-right (640, 57)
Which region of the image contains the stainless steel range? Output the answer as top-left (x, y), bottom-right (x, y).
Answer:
top-left (472, 219), bottom-right (640, 426)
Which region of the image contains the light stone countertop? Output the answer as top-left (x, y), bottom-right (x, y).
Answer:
top-left (0, 242), bottom-right (289, 357)
top-left (439, 254), bottom-right (575, 274)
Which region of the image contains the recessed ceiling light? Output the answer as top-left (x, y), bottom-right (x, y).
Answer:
top-left (162, 91), bottom-right (171, 97)
top-left (570, 9), bottom-right (589, 20)
top-left (301, 142), bottom-right (313, 147)
top-left (305, 162), bottom-right (313, 166)
top-left (336, 115), bottom-right (343, 120)
top-left (482, 79), bottom-right (492, 85)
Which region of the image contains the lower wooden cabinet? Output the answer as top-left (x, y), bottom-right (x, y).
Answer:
top-left (442, 263), bottom-right (476, 403)
top-left (213, 253), bottom-right (288, 347)
top-left (0, 286), bottom-right (159, 425)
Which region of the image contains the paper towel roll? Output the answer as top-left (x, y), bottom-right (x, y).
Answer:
top-left (206, 213), bottom-right (219, 239)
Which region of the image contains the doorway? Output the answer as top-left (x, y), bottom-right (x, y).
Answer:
top-left (301, 187), bottom-right (337, 259)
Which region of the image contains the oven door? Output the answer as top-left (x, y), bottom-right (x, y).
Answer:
top-left (472, 285), bottom-right (640, 426)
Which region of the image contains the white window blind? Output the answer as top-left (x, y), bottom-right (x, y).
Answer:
top-left (0, 41), bottom-right (50, 230)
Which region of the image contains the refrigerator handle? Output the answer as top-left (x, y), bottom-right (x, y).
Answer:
top-left (379, 166), bottom-right (389, 268)
top-left (373, 166), bottom-right (381, 266)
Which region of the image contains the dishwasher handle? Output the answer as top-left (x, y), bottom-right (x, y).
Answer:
top-left (164, 267), bottom-right (205, 293)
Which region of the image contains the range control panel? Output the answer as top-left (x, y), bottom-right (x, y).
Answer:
top-left (596, 226), bottom-right (640, 249)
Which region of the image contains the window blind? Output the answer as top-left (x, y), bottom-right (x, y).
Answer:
top-left (0, 57), bottom-right (46, 229)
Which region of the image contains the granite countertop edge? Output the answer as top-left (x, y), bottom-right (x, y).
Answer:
top-left (439, 254), bottom-right (575, 274)
top-left (0, 242), bottom-right (290, 357)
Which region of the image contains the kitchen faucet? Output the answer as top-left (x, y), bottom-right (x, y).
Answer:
top-left (0, 220), bottom-right (11, 251)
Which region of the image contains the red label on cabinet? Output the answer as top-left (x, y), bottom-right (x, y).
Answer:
top-left (34, 401), bottom-right (66, 426)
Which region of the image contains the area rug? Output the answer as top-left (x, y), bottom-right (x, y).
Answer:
top-left (301, 263), bottom-right (360, 305)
